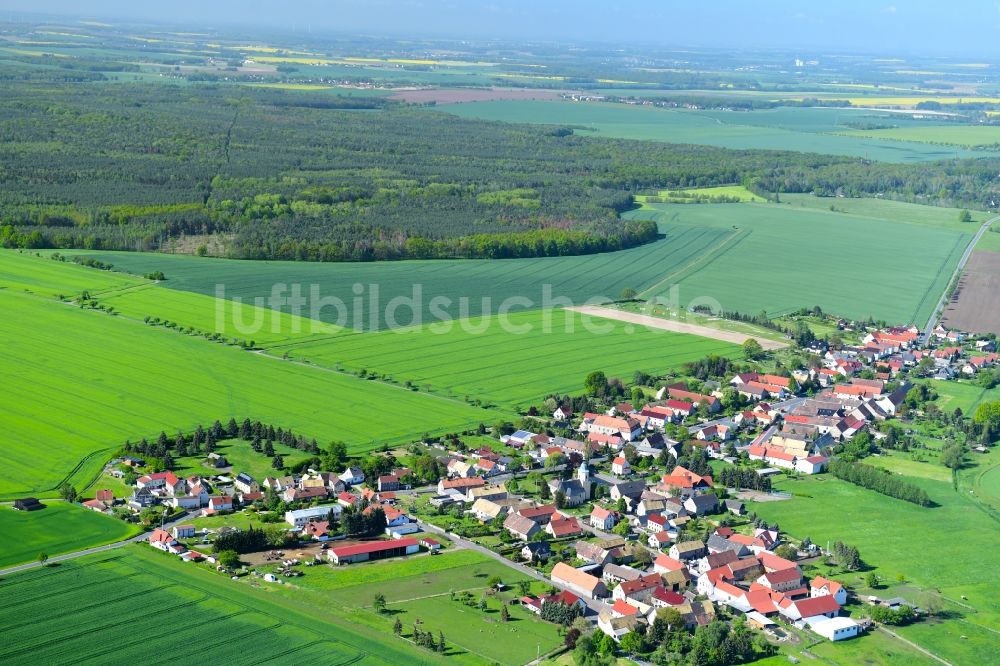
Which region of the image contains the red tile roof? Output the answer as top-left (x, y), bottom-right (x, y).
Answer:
top-left (330, 538), bottom-right (418, 558)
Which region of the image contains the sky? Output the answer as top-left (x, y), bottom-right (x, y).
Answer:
top-left (4, 1), bottom-right (1000, 57)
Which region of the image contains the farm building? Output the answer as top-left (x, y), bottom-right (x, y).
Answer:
top-left (809, 616), bottom-right (860, 641)
top-left (13, 498), bottom-right (43, 511)
top-left (328, 538), bottom-right (419, 564)
top-left (285, 504), bottom-right (342, 528)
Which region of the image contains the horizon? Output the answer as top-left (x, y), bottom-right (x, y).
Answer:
top-left (3, 1), bottom-right (1000, 59)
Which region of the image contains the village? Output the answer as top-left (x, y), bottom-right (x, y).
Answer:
top-left (33, 314), bottom-right (995, 658)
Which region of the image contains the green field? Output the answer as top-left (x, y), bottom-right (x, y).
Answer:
top-left (975, 229), bottom-right (1000, 253)
top-left (0, 502), bottom-right (140, 568)
top-left (841, 124), bottom-right (1000, 148)
top-left (636, 185), bottom-right (767, 206)
top-left (0, 284), bottom-right (496, 498)
top-left (443, 101), bottom-right (1000, 162)
top-left (270, 549), bottom-right (564, 665)
top-left (931, 380), bottom-right (1000, 414)
top-left (749, 467), bottom-right (1000, 666)
top-left (53, 193), bottom-right (973, 328)
top-left (630, 203), bottom-right (970, 324)
top-left (0, 547), bottom-right (442, 666)
top-left (98, 282), bottom-right (343, 346)
top-left (279, 309), bottom-right (739, 408)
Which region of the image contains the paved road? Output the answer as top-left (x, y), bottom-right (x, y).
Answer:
top-left (415, 519), bottom-right (608, 619)
top-left (921, 214), bottom-right (1000, 344)
top-left (0, 510), bottom-right (191, 577)
top-left (685, 396), bottom-right (806, 435)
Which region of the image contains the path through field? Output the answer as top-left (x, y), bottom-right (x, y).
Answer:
top-left (563, 305), bottom-right (788, 350)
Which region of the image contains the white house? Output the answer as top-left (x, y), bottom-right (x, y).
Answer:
top-left (340, 467), bottom-right (365, 485)
top-left (810, 576), bottom-right (848, 605)
top-left (809, 616), bottom-right (860, 641)
top-left (611, 456), bottom-right (630, 476)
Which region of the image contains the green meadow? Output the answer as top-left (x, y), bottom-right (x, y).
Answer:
top-left (0, 502), bottom-right (140, 568)
top-left (443, 101), bottom-right (999, 162)
top-left (279, 309), bottom-right (740, 409)
top-left (749, 461), bottom-right (1000, 666)
top-left (932, 380), bottom-right (1000, 414)
top-left (0, 547), bottom-right (441, 666)
top-left (0, 287), bottom-right (496, 498)
top-left (268, 549), bottom-right (564, 666)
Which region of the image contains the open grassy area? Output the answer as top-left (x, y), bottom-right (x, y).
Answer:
top-left (171, 437), bottom-right (314, 481)
top-left (0, 502), bottom-right (140, 568)
top-left (280, 309), bottom-right (740, 409)
top-left (444, 101), bottom-right (1000, 162)
top-left (636, 185), bottom-right (766, 206)
top-left (749, 466), bottom-right (1000, 666)
top-left (631, 202), bottom-right (970, 325)
top-left (0, 546), bottom-right (441, 666)
top-left (270, 549), bottom-right (564, 666)
top-left (931, 380), bottom-right (1000, 414)
top-left (0, 284), bottom-right (497, 498)
top-left (975, 229), bottom-right (1000, 253)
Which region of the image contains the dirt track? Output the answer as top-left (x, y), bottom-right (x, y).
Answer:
top-left (942, 250), bottom-right (1000, 335)
top-left (564, 305), bottom-right (788, 350)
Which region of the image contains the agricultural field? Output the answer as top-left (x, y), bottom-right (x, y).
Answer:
top-left (749, 468), bottom-right (1000, 666)
top-left (840, 124), bottom-right (1000, 147)
top-left (0, 547), bottom-right (440, 666)
top-left (0, 502), bottom-right (140, 568)
top-left (941, 251), bottom-right (1000, 334)
top-left (266, 549), bottom-right (564, 666)
top-left (444, 101), bottom-right (1000, 162)
top-left (0, 283), bottom-right (497, 499)
top-left (0, 250), bottom-right (145, 297)
top-left (51, 223), bottom-right (736, 330)
top-left (629, 203), bottom-right (971, 325)
top-left (58, 193), bottom-right (974, 328)
top-left (278, 309), bottom-right (740, 409)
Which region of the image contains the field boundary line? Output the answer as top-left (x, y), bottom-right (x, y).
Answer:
top-left (563, 305), bottom-right (787, 350)
top-left (637, 224), bottom-right (746, 298)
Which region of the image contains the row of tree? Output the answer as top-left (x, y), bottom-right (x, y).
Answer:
top-left (828, 459), bottom-right (932, 506)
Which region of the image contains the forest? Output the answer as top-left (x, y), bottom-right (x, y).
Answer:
top-left (2, 79), bottom-right (1000, 261)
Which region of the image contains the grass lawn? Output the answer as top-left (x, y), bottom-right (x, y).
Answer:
top-left (749, 468), bottom-right (1000, 666)
top-left (0, 284), bottom-right (497, 499)
top-left (0, 502), bottom-right (139, 568)
top-left (281, 309), bottom-right (740, 409)
top-left (0, 546), bottom-right (442, 665)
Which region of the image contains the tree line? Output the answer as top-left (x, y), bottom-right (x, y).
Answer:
top-left (828, 459), bottom-right (931, 506)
